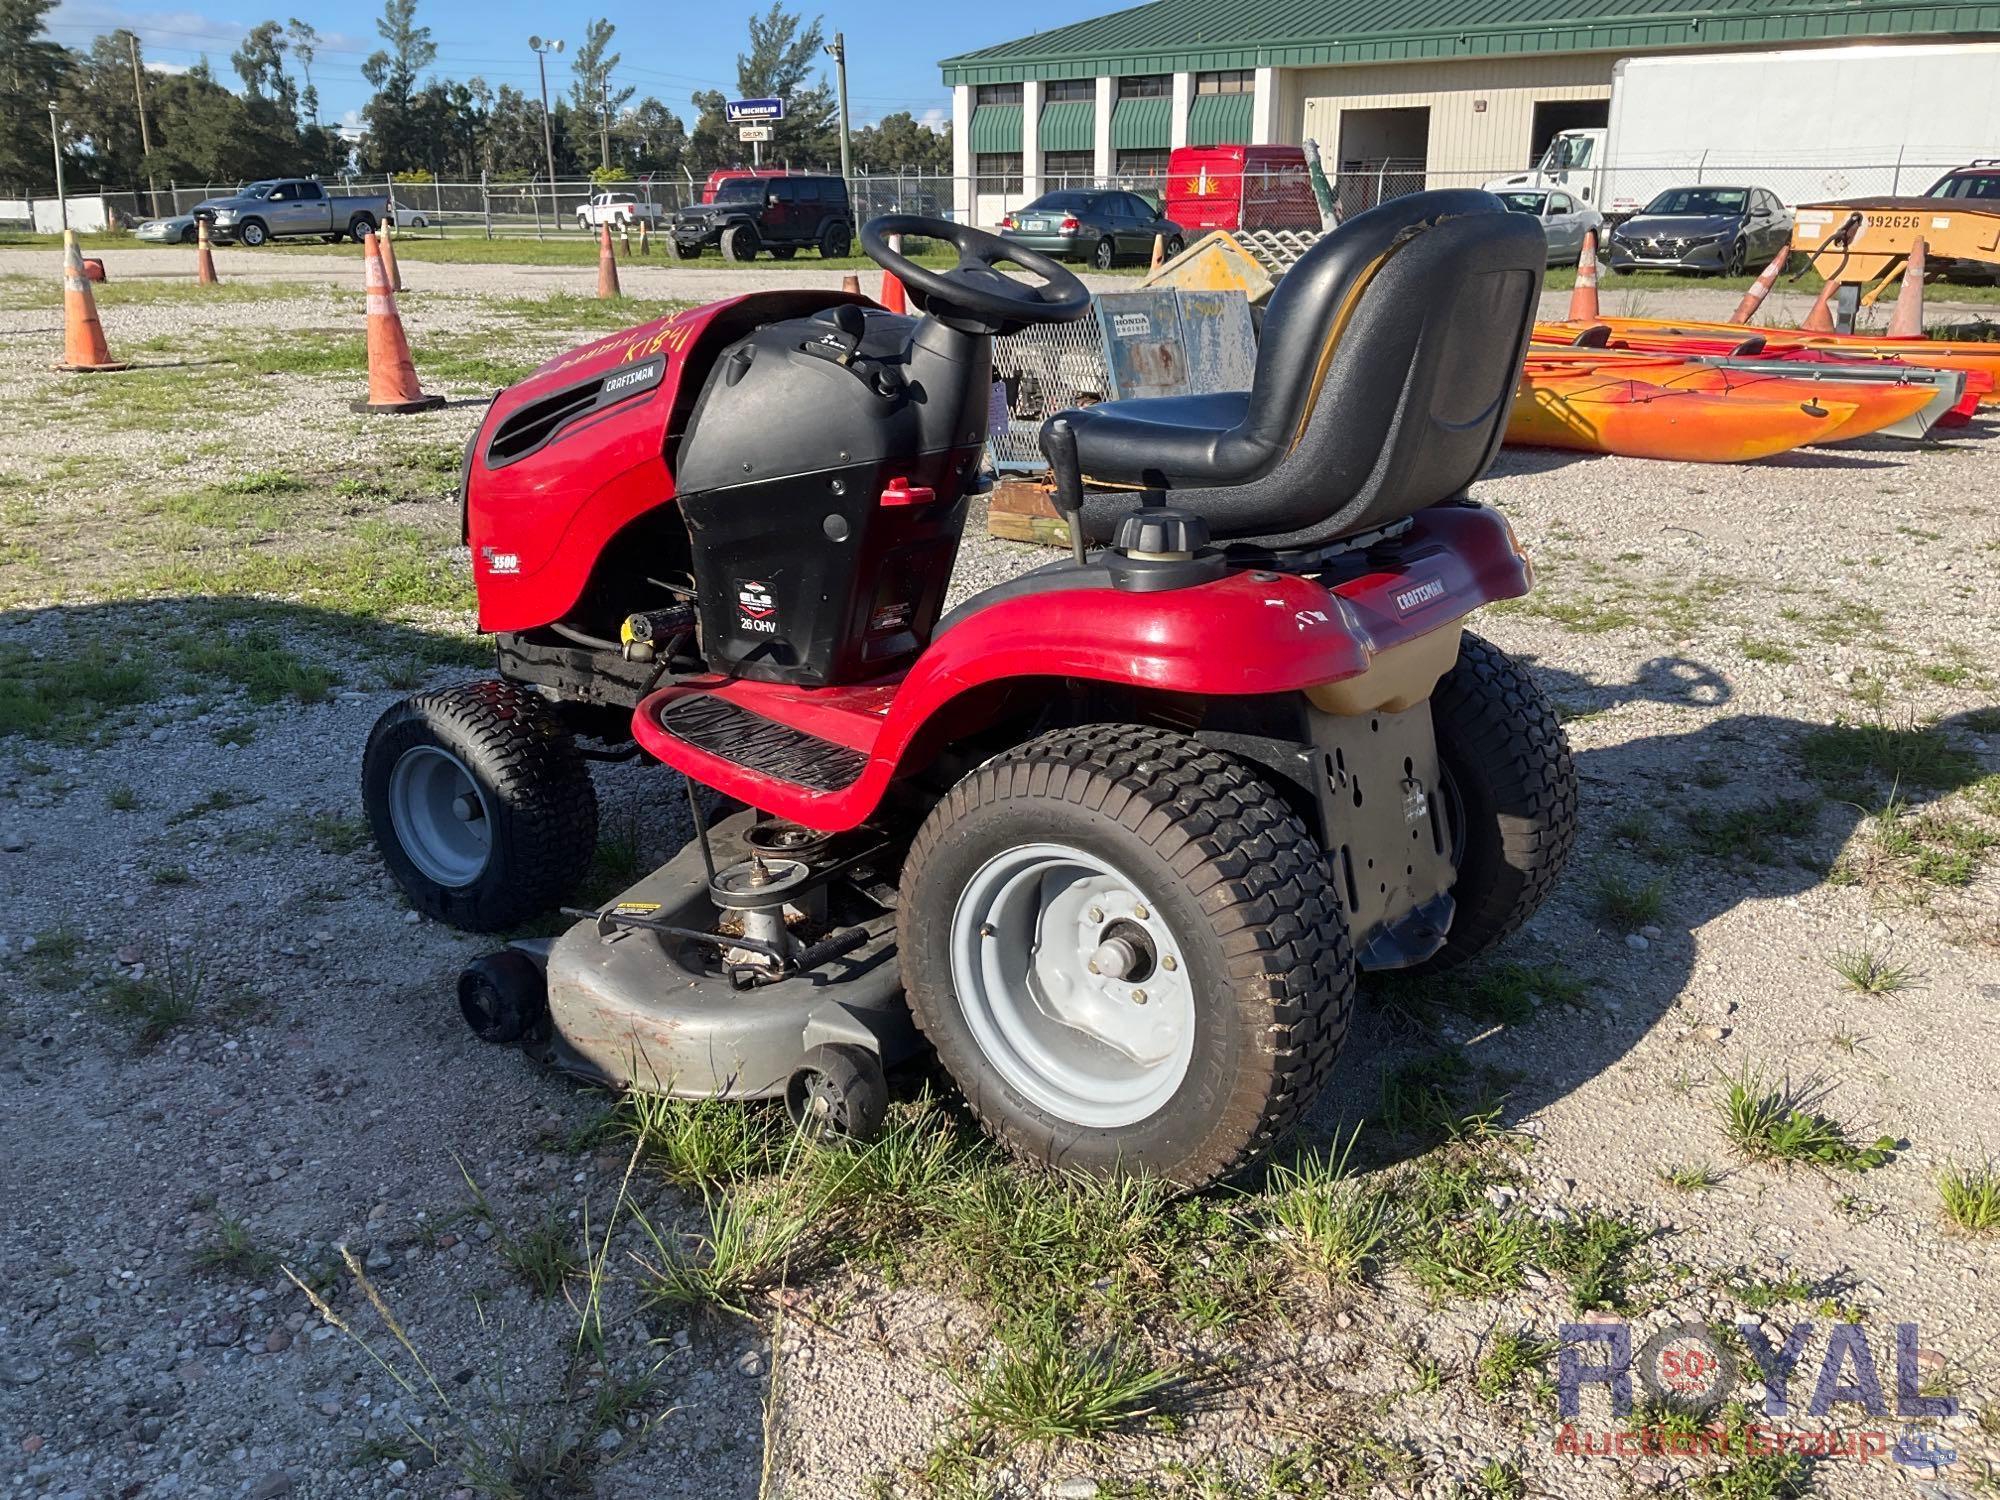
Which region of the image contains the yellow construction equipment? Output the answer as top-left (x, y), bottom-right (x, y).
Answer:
top-left (1791, 192), bottom-right (2000, 309)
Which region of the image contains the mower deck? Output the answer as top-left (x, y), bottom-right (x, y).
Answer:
top-left (524, 809), bottom-right (914, 1097)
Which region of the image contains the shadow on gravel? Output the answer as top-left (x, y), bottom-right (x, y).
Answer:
top-left (1323, 651), bottom-right (1998, 1166)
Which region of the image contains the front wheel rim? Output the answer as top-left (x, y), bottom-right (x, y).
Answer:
top-left (948, 842), bottom-right (1195, 1128)
top-left (388, 745), bottom-right (493, 887)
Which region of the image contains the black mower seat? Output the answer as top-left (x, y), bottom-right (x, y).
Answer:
top-left (1048, 188), bottom-right (1545, 556)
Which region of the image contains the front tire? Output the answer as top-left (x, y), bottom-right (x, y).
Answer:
top-left (363, 682), bottom-right (599, 933)
top-left (238, 219), bottom-right (268, 247)
top-left (899, 725), bottom-right (1353, 1188)
top-left (1411, 632), bottom-right (1578, 975)
top-left (179, 225), bottom-right (197, 244)
top-left (721, 222), bottom-right (759, 262)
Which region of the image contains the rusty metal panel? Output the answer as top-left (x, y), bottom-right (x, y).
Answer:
top-left (1140, 230), bottom-right (1275, 303)
top-left (1175, 289), bottom-right (1257, 396)
top-left (1095, 289), bottom-right (1190, 401)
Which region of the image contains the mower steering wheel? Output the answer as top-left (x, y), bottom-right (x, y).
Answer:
top-left (860, 214), bottom-right (1092, 334)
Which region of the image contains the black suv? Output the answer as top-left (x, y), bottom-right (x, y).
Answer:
top-left (672, 175), bottom-right (855, 261)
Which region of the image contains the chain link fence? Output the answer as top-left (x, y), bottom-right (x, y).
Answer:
top-left (10, 157), bottom-right (1980, 240)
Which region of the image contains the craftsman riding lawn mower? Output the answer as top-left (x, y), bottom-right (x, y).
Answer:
top-left (361, 191), bottom-right (1579, 1189)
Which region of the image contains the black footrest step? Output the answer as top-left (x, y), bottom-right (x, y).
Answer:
top-left (656, 695), bottom-right (867, 792)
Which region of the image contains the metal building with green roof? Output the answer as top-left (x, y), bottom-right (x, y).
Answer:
top-left (939, 0), bottom-right (2000, 221)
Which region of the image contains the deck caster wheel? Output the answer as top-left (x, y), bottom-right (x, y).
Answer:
top-left (363, 681), bottom-right (598, 933)
top-left (785, 1044), bottom-right (888, 1141)
top-left (457, 950), bottom-right (547, 1043)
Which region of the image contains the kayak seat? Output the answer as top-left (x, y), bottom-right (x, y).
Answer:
top-left (1047, 189), bottom-right (1545, 557)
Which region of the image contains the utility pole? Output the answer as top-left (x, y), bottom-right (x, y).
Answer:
top-left (127, 34), bottom-right (159, 219)
top-left (529, 36), bottom-right (565, 228)
top-left (48, 102), bottom-right (67, 232)
top-left (599, 74), bottom-right (611, 171)
top-left (825, 33), bottom-right (852, 199)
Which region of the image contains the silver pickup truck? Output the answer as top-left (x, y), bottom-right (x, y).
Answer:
top-left (200, 179), bottom-right (393, 247)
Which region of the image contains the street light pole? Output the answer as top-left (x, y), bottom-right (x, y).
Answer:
top-left (529, 36), bottom-right (565, 236)
top-left (47, 102), bottom-right (70, 232)
top-left (825, 33), bottom-right (852, 200)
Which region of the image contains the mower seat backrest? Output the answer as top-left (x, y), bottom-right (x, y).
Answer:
top-left (1063, 190), bottom-right (1545, 555)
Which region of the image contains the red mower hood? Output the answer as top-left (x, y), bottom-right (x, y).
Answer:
top-left (466, 288), bottom-right (871, 635)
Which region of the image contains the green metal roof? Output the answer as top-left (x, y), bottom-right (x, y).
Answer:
top-left (1111, 95), bottom-right (1171, 149)
top-left (1040, 100), bottom-right (1097, 152)
top-left (1186, 92), bottom-right (1253, 146)
top-left (941, 0), bottom-right (2000, 84)
top-left (969, 104), bottom-right (1023, 153)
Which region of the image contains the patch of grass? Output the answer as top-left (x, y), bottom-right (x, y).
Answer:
top-left (195, 1215), bottom-right (278, 1278)
top-left (1471, 1460), bottom-right (1527, 1500)
top-left (1799, 720), bottom-right (1981, 798)
top-left (1937, 1159), bottom-right (2000, 1234)
top-left (170, 628), bottom-right (340, 705)
top-left (1860, 799), bottom-right (2000, 889)
top-left (1658, 1161), bottom-right (1722, 1193)
top-left (957, 1314), bottom-right (1172, 1442)
top-left (1263, 1130), bottom-right (1393, 1287)
top-left (1373, 1051), bottom-right (1508, 1145)
top-left (1733, 1272), bottom-right (1813, 1312)
top-left (1590, 872), bottom-right (1664, 929)
top-left (1825, 942), bottom-right (1917, 996)
top-left (634, 1176), bottom-right (826, 1319)
top-left (1397, 1155), bottom-right (1534, 1301)
top-left (1543, 1211), bottom-right (1647, 1312)
top-left (1685, 797), bottom-right (1820, 865)
top-left (101, 948), bottom-right (204, 1047)
top-left (150, 864), bottom-right (193, 886)
top-left (167, 787), bottom-right (263, 824)
top-left (303, 812), bottom-right (369, 856)
top-left (1740, 639), bottom-right (1798, 666)
top-left (1476, 1329), bottom-right (1558, 1402)
top-left (618, 1094), bottom-right (784, 1188)
top-left (1719, 1068), bottom-right (1895, 1172)
top-left (21, 924), bottom-right (87, 988)
top-left (0, 647), bottom-right (157, 743)
top-left (498, 1211), bottom-right (582, 1299)
top-left (106, 784), bottom-right (138, 811)
top-left (1693, 1406), bottom-right (1811, 1498)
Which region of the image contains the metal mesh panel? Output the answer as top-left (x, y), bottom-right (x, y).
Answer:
top-left (989, 318), bottom-right (1112, 470)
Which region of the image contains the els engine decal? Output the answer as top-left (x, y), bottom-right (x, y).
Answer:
top-left (737, 580), bottom-right (778, 635)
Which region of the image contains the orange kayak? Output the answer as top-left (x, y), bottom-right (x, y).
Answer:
top-left (1509, 368), bottom-right (1858, 462)
top-left (1538, 317), bottom-right (2000, 406)
top-left (1522, 348), bottom-right (1937, 442)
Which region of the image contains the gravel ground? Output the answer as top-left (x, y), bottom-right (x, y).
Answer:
top-left (0, 246), bottom-right (1996, 1500)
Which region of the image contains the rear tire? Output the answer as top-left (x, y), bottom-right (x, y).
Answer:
top-left (363, 681), bottom-right (599, 933)
top-left (1092, 236), bottom-right (1117, 270)
top-left (721, 222), bottom-right (759, 262)
top-left (818, 221), bottom-right (852, 258)
top-left (1164, 235), bottom-right (1184, 259)
top-left (1410, 632), bottom-right (1578, 975)
top-left (899, 724), bottom-right (1353, 1188)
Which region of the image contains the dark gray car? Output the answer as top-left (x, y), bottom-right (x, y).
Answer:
top-left (1603, 185), bottom-right (1793, 276)
top-left (999, 190), bottom-right (1185, 270)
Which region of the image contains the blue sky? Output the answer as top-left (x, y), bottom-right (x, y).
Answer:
top-left (44, 0), bottom-right (1100, 130)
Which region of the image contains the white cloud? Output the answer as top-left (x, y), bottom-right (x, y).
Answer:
top-left (144, 59), bottom-right (189, 74)
top-left (919, 107), bottom-right (948, 132)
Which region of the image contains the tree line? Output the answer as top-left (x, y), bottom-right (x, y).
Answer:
top-left (0, 0), bottom-right (951, 195)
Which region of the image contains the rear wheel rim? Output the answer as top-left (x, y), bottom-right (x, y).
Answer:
top-left (948, 842), bottom-right (1195, 1128)
top-left (388, 745), bottom-right (492, 887)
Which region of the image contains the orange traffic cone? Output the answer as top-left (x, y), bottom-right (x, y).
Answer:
top-left (879, 232), bottom-right (907, 314)
top-left (1887, 237), bottom-right (1927, 340)
top-left (619, 219), bottom-right (631, 259)
top-left (1799, 278), bottom-right (1839, 334)
top-left (55, 231), bottom-right (129, 373)
top-left (380, 217), bottom-right (405, 293)
top-left (195, 216), bottom-right (219, 286)
top-left (1567, 229), bottom-right (1600, 321)
top-left (1729, 242), bottom-right (1789, 324)
top-left (351, 231), bottom-right (444, 415)
top-left (638, 219), bottom-right (651, 257)
top-left (597, 223), bottom-right (622, 299)
top-left (1149, 232), bottom-right (1165, 273)
top-left (840, 273), bottom-right (861, 295)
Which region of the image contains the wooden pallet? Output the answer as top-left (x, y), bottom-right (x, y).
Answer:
top-left (985, 476), bottom-right (1072, 547)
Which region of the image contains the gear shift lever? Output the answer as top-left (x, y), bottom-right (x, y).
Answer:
top-left (1040, 417), bottom-right (1089, 566)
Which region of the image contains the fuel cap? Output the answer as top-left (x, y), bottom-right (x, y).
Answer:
top-left (1112, 508), bottom-right (1209, 561)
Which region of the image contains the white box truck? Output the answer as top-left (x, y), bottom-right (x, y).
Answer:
top-left (1486, 43), bottom-right (2000, 217)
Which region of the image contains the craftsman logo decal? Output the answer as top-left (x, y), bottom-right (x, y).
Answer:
top-left (737, 580), bottom-right (778, 635)
top-left (602, 357), bottom-right (664, 396)
top-left (1394, 577), bottom-right (1446, 613)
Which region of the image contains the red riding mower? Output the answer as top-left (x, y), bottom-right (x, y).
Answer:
top-left (362, 190), bottom-right (1578, 1188)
